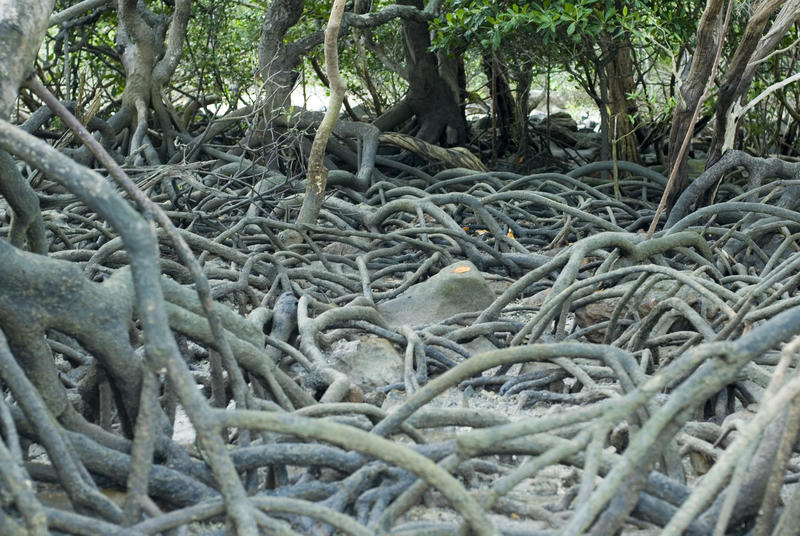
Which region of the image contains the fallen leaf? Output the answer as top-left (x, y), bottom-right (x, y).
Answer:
top-left (454, 266), bottom-right (470, 273)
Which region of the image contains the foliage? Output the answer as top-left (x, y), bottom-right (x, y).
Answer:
top-left (180, 0), bottom-right (263, 108)
top-left (433, 0), bottom-right (646, 59)
top-left (431, 0), bottom-right (700, 124)
top-left (39, 5), bottom-right (123, 105)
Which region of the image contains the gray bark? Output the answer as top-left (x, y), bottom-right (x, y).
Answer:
top-left (116, 0), bottom-right (191, 163)
top-left (0, 0), bottom-right (54, 118)
top-left (0, 0), bottom-right (54, 253)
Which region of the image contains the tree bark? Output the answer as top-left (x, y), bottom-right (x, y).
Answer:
top-left (295, 0), bottom-right (348, 227)
top-left (116, 0), bottom-right (190, 163)
top-left (394, 0), bottom-right (465, 145)
top-left (0, 0), bottom-right (54, 118)
top-left (703, 0), bottom-right (800, 204)
top-left (604, 40), bottom-right (640, 164)
top-left (665, 0), bottom-right (727, 211)
top-left (257, 0), bottom-right (305, 116)
top-left (484, 53), bottom-right (515, 159)
top-left (0, 0), bottom-right (54, 254)
top-left (512, 64), bottom-right (533, 156)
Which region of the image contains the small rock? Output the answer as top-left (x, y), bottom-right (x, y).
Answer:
top-left (575, 279), bottom-right (703, 342)
top-left (575, 131), bottom-right (600, 149)
top-left (547, 111), bottom-right (578, 132)
top-left (327, 337), bottom-right (403, 391)
top-left (461, 336), bottom-right (499, 356)
top-left (377, 261), bottom-right (496, 328)
top-left (346, 385), bottom-right (365, 403)
top-left (364, 389), bottom-right (387, 407)
top-left (518, 287), bottom-right (551, 309)
top-left (322, 237), bottom-right (371, 256)
top-left (474, 115), bottom-right (492, 130)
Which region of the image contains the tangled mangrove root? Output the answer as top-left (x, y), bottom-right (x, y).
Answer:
top-left (3, 144), bottom-right (800, 535)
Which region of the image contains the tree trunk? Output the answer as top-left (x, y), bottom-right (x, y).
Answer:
top-left (0, 1), bottom-right (54, 118)
top-left (295, 0), bottom-right (348, 228)
top-left (604, 40), bottom-right (640, 164)
top-left (116, 0), bottom-right (190, 163)
top-left (0, 0), bottom-right (54, 254)
top-left (512, 65), bottom-right (533, 157)
top-left (257, 0), bottom-right (305, 117)
top-left (437, 49), bottom-right (465, 114)
top-left (483, 53), bottom-right (515, 159)
top-left (595, 65), bottom-right (611, 165)
top-left (395, 0), bottom-right (465, 145)
top-left (665, 0), bottom-right (727, 211)
top-left (703, 0), bottom-right (800, 205)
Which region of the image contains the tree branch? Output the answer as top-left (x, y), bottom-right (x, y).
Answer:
top-left (287, 4), bottom-right (431, 64)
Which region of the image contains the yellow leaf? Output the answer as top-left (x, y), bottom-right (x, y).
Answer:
top-left (454, 266), bottom-right (471, 273)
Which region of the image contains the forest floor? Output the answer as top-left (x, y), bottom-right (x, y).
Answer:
top-left (146, 147), bottom-right (794, 534)
top-left (10, 134), bottom-right (800, 534)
